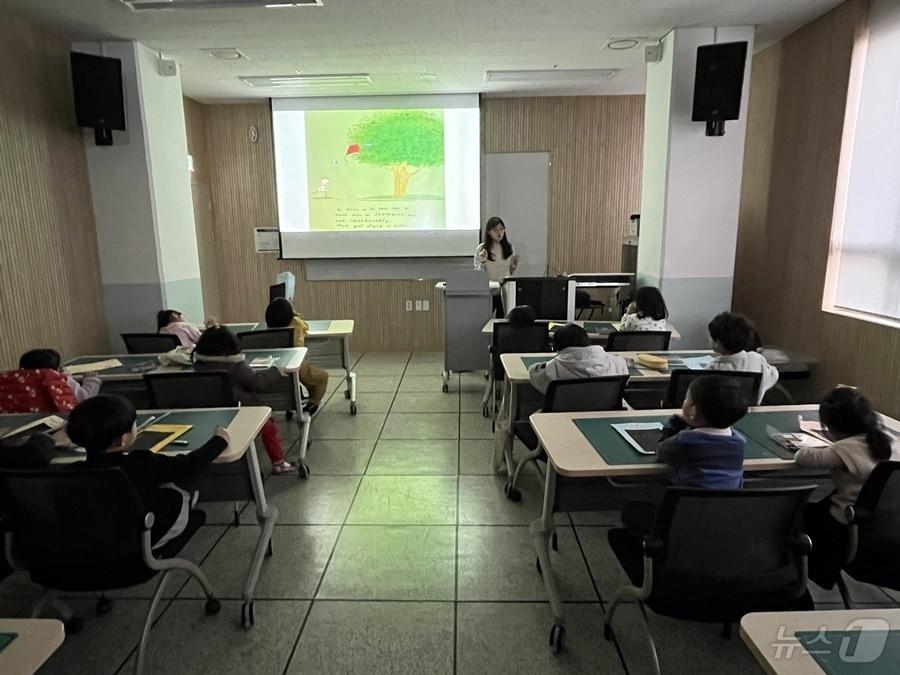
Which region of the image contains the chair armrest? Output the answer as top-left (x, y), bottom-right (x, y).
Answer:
top-left (143, 512), bottom-right (156, 531)
top-left (846, 504), bottom-right (871, 523)
top-left (642, 535), bottom-right (664, 557)
top-left (792, 533), bottom-right (812, 557)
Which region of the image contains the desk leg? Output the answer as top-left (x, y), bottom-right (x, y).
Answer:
top-left (530, 464), bottom-right (566, 650)
top-left (491, 379), bottom-right (515, 474)
top-left (241, 438), bottom-right (279, 629)
top-left (292, 372), bottom-right (311, 477)
top-left (342, 336), bottom-right (358, 414)
top-left (503, 382), bottom-right (518, 479)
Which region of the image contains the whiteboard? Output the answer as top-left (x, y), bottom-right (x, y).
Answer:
top-left (484, 152), bottom-right (550, 277)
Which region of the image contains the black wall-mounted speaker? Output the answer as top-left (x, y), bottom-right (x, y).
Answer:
top-left (692, 41), bottom-right (748, 136)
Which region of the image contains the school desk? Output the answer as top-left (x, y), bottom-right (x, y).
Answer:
top-left (481, 318), bottom-right (684, 342)
top-left (0, 618), bottom-right (64, 674)
top-left (525, 405), bottom-right (900, 652)
top-left (740, 608), bottom-right (900, 675)
top-left (225, 320), bottom-right (358, 414)
top-left (0, 406), bottom-right (274, 629)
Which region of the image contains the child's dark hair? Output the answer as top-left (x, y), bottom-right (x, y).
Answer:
top-left (157, 309), bottom-right (180, 331)
top-left (820, 387), bottom-right (893, 461)
top-left (19, 349), bottom-right (61, 370)
top-left (553, 324), bottom-right (590, 350)
top-left (634, 286), bottom-right (668, 320)
top-left (194, 326), bottom-right (241, 357)
top-left (265, 297), bottom-right (295, 329)
top-left (483, 216), bottom-right (513, 261)
top-left (507, 305), bottom-right (537, 325)
top-left (688, 375), bottom-right (749, 428)
top-left (708, 312), bottom-right (759, 354)
top-left (67, 394), bottom-right (137, 457)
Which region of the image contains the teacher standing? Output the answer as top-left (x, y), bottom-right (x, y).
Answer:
top-left (475, 216), bottom-right (520, 317)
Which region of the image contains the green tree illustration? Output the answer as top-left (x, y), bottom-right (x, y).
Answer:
top-left (348, 110), bottom-right (444, 198)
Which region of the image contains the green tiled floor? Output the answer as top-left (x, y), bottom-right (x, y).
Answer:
top-left (5, 351), bottom-right (897, 674)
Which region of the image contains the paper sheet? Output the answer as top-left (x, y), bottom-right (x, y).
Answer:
top-left (249, 356), bottom-right (276, 369)
top-left (680, 355), bottom-right (715, 370)
top-left (65, 359), bottom-right (123, 375)
top-left (1, 415), bottom-right (66, 440)
top-left (638, 369), bottom-right (664, 377)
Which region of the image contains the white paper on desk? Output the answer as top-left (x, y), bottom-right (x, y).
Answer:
top-left (1, 415), bottom-right (67, 439)
top-left (249, 356), bottom-right (276, 369)
top-left (680, 356), bottom-right (715, 370)
top-left (612, 422), bottom-right (663, 455)
top-left (637, 369), bottom-right (664, 377)
top-left (798, 418), bottom-right (831, 444)
top-left (65, 359), bottom-right (122, 375)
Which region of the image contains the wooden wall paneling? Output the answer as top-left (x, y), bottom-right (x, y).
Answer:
top-left (734, 0), bottom-right (900, 416)
top-left (0, 11), bottom-right (107, 369)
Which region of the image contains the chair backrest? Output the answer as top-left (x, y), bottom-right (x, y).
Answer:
top-left (121, 333), bottom-right (181, 354)
top-left (238, 328), bottom-right (294, 349)
top-left (492, 322), bottom-right (551, 378)
top-left (144, 371), bottom-right (234, 409)
top-left (651, 486), bottom-right (814, 588)
top-left (664, 369), bottom-right (762, 408)
top-left (606, 330), bottom-right (671, 352)
top-left (0, 468), bottom-right (146, 579)
top-left (853, 461), bottom-right (900, 560)
top-left (545, 375), bottom-right (629, 412)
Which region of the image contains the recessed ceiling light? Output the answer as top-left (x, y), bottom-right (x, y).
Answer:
top-left (241, 73), bottom-right (372, 89)
top-left (208, 48), bottom-right (247, 60)
top-left (606, 38), bottom-right (641, 50)
top-left (484, 68), bottom-right (618, 83)
top-left (418, 73), bottom-right (438, 82)
top-left (119, 0), bottom-right (323, 9)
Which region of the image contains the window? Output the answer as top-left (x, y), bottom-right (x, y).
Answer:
top-left (824, 0), bottom-right (900, 326)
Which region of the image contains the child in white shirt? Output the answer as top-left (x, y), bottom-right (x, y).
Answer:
top-left (529, 324), bottom-right (629, 394)
top-left (620, 286), bottom-right (668, 332)
top-left (706, 312), bottom-right (778, 404)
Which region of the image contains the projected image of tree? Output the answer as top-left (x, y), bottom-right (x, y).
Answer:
top-left (347, 110), bottom-right (444, 198)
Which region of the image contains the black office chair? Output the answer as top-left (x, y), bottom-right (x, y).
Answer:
top-left (664, 369), bottom-right (762, 408)
top-left (482, 321), bottom-right (551, 418)
top-left (144, 371), bottom-right (234, 409)
top-left (0, 468), bottom-right (220, 675)
top-left (507, 375), bottom-right (629, 501)
top-left (603, 486), bottom-right (815, 673)
top-left (606, 330), bottom-right (671, 352)
top-left (122, 333), bottom-right (181, 354)
top-left (839, 461), bottom-right (900, 607)
top-left (238, 328), bottom-right (294, 350)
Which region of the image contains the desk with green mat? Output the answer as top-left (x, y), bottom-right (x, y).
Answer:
top-left (527, 405), bottom-right (900, 652)
top-left (0, 406), bottom-right (278, 628)
top-left (225, 319), bottom-right (359, 415)
top-left (502, 351), bottom-right (718, 385)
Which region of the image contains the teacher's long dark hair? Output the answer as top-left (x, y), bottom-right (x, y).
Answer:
top-left (483, 216), bottom-right (513, 261)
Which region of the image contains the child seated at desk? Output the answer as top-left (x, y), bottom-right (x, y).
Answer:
top-left (157, 309), bottom-right (202, 347)
top-left (0, 349), bottom-right (100, 414)
top-left (193, 326), bottom-right (296, 474)
top-left (528, 324), bottom-right (628, 394)
top-left (264, 298), bottom-right (330, 414)
top-left (620, 286), bottom-right (668, 332)
top-left (66, 395), bottom-right (230, 552)
top-left (621, 375), bottom-right (749, 536)
top-left (794, 386), bottom-right (900, 589)
top-left (706, 312), bottom-right (778, 404)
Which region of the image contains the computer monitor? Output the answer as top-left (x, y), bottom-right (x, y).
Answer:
top-left (503, 277), bottom-right (576, 321)
top-left (269, 283), bottom-right (286, 303)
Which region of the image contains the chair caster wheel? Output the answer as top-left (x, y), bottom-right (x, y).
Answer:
top-left (549, 624), bottom-right (565, 654)
top-left (535, 557), bottom-right (542, 576)
top-left (350, 402), bottom-right (357, 415)
top-left (603, 624), bottom-right (613, 641)
top-left (344, 390), bottom-right (351, 399)
top-left (205, 598), bottom-right (221, 615)
top-left (298, 463), bottom-right (310, 479)
top-left (241, 601), bottom-right (255, 629)
top-left (482, 404), bottom-right (490, 418)
top-left (96, 596), bottom-right (112, 616)
top-left (442, 383), bottom-right (449, 393)
top-left (266, 539), bottom-right (274, 557)
top-left (65, 617), bottom-right (84, 635)
top-left (286, 410), bottom-right (295, 419)
top-left (551, 531), bottom-right (558, 551)
top-left (503, 482), bottom-right (521, 502)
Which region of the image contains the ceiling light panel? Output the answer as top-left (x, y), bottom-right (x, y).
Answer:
top-left (119, 0), bottom-right (322, 11)
top-left (484, 69), bottom-right (618, 83)
top-left (241, 73), bottom-right (372, 89)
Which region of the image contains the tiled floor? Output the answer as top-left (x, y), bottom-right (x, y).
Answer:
top-left (4, 351), bottom-right (898, 674)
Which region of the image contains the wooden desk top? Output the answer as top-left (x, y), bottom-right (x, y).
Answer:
top-left (225, 320), bottom-right (354, 338)
top-left (482, 319), bottom-right (682, 340)
top-left (0, 406), bottom-right (271, 466)
top-left (0, 618), bottom-right (65, 675)
top-left (500, 350), bottom-right (714, 384)
top-left (740, 608), bottom-right (900, 675)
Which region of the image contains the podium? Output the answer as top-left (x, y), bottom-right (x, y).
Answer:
top-left (435, 271), bottom-right (493, 392)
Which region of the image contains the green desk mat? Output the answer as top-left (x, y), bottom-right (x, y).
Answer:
top-left (583, 322), bottom-right (617, 334)
top-left (521, 356), bottom-right (551, 369)
top-left (306, 320), bottom-right (333, 332)
top-left (734, 410), bottom-right (819, 460)
top-left (66, 355), bottom-right (160, 375)
top-left (140, 409), bottom-right (238, 452)
top-left (795, 630), bottom-right (900, 674)
top-left (521, 352), bottom-right (716, 376)
top-left (573, 413), bottom-right (785, 465)
top-left (229, 323), bottom-right (260, 334)
top-left (243, 349), bottom-right (298, 368)
top-left (0, 633), bottom-right (16, 652)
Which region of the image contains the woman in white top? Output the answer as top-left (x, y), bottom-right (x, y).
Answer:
top-left (794, 387), bottom-right (900, 589)
top-left (706, 312), bottom-right (778, 404)
top-left (475, 216), bottom-right (519, 317)
top-left (620, 286), bottom-right (668, 332)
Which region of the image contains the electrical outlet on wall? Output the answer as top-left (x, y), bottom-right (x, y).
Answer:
top-left (405, 300), bottom-right (413, 311)
top-left (422, 300), bottom-right (430, 311)
top-left (415, 300), bottom-right (423, 311)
